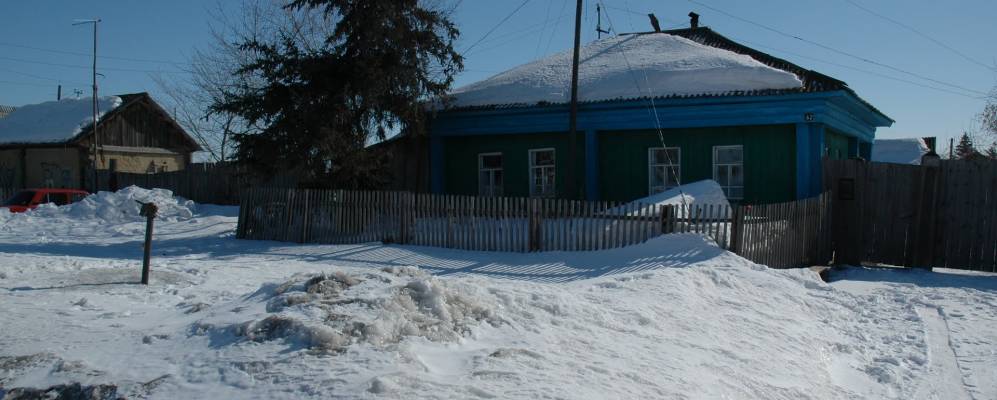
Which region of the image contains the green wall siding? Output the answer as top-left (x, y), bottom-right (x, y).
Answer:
top-left (825, 129), bottom-right (850, 160)
top-left (443, 132), bottom-right (585, 198)
top-left (441, 125), bottom-right (797, 204)
top-left (598, 125), bottom-right (797, 204)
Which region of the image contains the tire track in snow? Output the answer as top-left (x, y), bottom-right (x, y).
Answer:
top-left (913, 306), bottom-right (972, 400)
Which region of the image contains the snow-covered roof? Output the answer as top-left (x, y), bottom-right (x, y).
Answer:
top-left (872, 138), bottom-right (930, 165)
top-left (448, 32), bottom-right (803, 108)
top-left (0, 96), bottom-right (123, 144)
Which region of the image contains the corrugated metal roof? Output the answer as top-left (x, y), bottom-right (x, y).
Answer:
top-left (0, 105), bottom-right (15, 119)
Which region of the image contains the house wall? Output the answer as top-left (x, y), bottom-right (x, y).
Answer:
top-left (825, 129), bottom-right (851, 160)
top-left (598, 125), bottom-right (796, 203)
top-left (439, 125), bottom-right (796, 204)
top-left (95, 151), bottom-right (186, 174)
top-left (0, 149), bottom-right (23, 188)
top-left (442, 132), bottom-right (585, 198)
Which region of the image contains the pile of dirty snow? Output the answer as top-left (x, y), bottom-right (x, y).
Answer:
top-left (0, 96), bottom-right (123, 143)
top-left (605, 179), bottom-right (730, 217)
top-left (446, 33), bottom-right (802, 108)
top-left (872, 138), bottom-right (930, 164)
top-left (196, 268), bottom-right (498, 353)
top-left (12, 186), bottom-right (195, 223)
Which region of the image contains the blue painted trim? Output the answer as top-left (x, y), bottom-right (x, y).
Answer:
top-left (585, 129), bottom-right (598, 201)
top-left (810, 124), bottom-right (825, 196)
top-left (795, 123), bottom-right (826, 199)
top-left (430, 136), bottom-right (443, 193)
top-left (795, 124), bottom-right (811, 199)
top-left (430, 91), bottom-right (888, 143)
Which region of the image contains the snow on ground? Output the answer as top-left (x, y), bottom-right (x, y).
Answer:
top-left (446, 33), bottom-right (802, 108)
top-left (872, 138), bottom-right (930, 165)
top-left (0, 190), bottom-right (995, 399)
top-left (0, 96), bottom-right (123, 143)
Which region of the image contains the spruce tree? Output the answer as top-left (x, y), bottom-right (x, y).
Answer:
top-left (213, 0), bottom-right (463, 188)
top-left (954, 133), bottom-right (978, 160)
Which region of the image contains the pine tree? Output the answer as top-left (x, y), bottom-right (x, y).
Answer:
top-left (954, 133), bottom-right (978, 160)
top-left (213, 0), bottom-right (463, 188)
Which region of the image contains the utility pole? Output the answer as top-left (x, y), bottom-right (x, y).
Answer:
top-left (74, 18), bottom-right (101, 191)
top-left (566, 0), bottom-right (583, 199)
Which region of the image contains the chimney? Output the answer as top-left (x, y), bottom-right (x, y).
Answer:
top-left (57, 84), bottom-right (62, 101)
top-left (689, 12), bottom-right (700, 29)
top-left (648, 13), bottom-right (661, 32)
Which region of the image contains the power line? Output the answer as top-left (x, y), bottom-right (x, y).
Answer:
top-left (466, 12), bottom-right (573, 57)
top-left (0, 66), bottom-right (90, 86)
top-left (687, 0), bottom-right (989, 97)
top-left (0, 41), bottom-right (186, 67)
top-left (462, 0), bottom-right (532, 55)
top-left (733, 37), bottom-right (986, 99)
top-left (0, 79), bottom-right (67, 88)
top-left (843, 0), bottom-right (996, 72)
top-left (0, 55), bottom-right (190, 74)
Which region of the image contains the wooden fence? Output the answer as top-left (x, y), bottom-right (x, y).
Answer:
top-left (94, 163), bottom-right (299, 205)
top-left (237, 187), bottom-right (833, 268)
top-left (825, 158), bottom-right (997, 272)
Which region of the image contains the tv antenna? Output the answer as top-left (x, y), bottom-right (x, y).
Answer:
top-left (596, 4), bottom-right (611, 39)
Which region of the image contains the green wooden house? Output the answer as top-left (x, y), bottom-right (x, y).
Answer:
top-left (401, 25), bottom-right (892, 204)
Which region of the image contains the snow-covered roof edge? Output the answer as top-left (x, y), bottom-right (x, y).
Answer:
top-left (434, 27), bottom-right (892, 124)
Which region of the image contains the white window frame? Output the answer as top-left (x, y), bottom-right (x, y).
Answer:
top-left (647, 147), bottom-right (681, 195)
top-left (528, 148), bottom-right (556, 198)
top-left (713, 145), bottom-right (744, 200)
top-left (478, 152), bottom-right (503, 197)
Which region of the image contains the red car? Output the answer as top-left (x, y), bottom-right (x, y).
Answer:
top-left (2, 188), bottom-right (90, 213)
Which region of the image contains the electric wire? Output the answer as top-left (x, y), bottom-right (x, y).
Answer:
top-left (687, 0), bottom-right (988, 97)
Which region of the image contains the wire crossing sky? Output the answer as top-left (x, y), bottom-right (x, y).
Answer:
top-left (0, 0), bottom-right (994, 147)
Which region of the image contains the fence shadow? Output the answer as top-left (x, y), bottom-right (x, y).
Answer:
top-left (829, 266), bottom-right (997, 292)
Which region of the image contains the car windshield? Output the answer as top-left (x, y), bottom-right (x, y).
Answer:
top-left (3, 190), bottom-right (37, 206)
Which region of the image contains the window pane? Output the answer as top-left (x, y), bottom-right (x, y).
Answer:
top-left (730, 165), bottom-right (744, 186)
top-left (667, 148), bottom-right (679, 164)
top-left (651, 167), bottom-right (665, 187)
top-left (481, 154), bottom-right (502, 169)
top-left (716, 146), bottom-right (743, 163)
top-left (494, 170), bottom-right (503, 186)
top-left (666, 168), bottom-right (680, 188)
top-left (715, 166), bottom-right (729, 186)
top-left (532, 150), bottom-right (554, 166)
top-left (650, 148), bottom-right (679, 165)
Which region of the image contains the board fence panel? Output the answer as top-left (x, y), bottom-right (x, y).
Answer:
top-left (237, 187), bottom-right (832, 269)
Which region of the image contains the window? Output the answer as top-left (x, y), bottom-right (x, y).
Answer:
top-left (478, 153), bottom-right (503, 197)
top-left (713, 145), bottom-right (744, 200)
top-left (529, 148), bottom-right (555, 197)
top-left (648, 147), bottom-right (681, 194)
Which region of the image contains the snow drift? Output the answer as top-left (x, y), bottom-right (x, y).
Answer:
top-left (605, 179), bottom-right (730, 217)
top-left (3, 186), bottom-right (195, 223)
top-left (202, 268), bottom-right (498, 352)
top-left (872, 138), bottom-right (930, 164)
top-left (447, 33), bottom-right (802, 108)
top-left (0, 96), bottom-right (123, 143)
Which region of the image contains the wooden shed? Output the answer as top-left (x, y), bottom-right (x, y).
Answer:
top-left (0, 92), bottom-right (201, 190)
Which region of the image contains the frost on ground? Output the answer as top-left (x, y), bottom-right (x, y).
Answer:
top-left (0, 190), bottom-right (995, 399)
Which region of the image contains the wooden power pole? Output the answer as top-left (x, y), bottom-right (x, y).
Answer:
top-left (566, 0), bottom-right (583, 199)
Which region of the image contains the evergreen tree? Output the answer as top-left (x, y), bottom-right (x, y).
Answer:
top-left (955, 132), bottom-right (978, 159)
top-left (213, 0), bottom-right (463, 188)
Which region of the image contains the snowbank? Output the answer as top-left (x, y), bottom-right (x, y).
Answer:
top-left (204, 268), bottom-right (498, 352)
top-left (872, 138), bottom-right (929, 164)
top-left (6, 186), bottom-right (195, 223)
top-left (605, 179), bottom-right (730, 217)
top-left (447, 33), bottom-right (802, 108)
top-left (0, 96), bottom-right (123, 143)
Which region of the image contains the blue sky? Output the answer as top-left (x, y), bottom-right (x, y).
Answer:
top-left (1, 0), bottom-right (995, 149)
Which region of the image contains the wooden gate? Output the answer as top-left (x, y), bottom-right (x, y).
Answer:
top-left (824, 158), bottom-right (997, 272)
